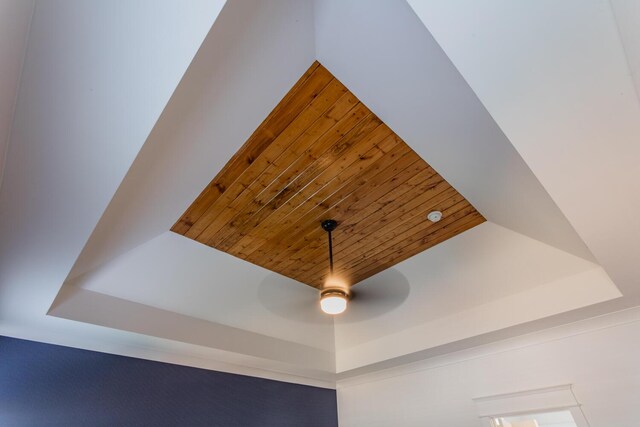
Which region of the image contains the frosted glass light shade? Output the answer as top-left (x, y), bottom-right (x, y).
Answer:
top-left (320, 293), bottom-right (347, 315)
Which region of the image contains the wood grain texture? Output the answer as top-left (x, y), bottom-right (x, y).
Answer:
top-left (172, 62), bottom-right (485, 289)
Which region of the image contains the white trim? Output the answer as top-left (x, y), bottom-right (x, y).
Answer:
top-left (475, 385), bottom-right (590, 427)
top-left (6, 299), bottom-right (640, 389)
top-left (474, 384), bottom-right (578, 418)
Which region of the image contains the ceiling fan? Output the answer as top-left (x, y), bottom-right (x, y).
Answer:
top-left (316, 219), bottom-right (412, 317)
top-left (257, 219), bottom-right (411, 321)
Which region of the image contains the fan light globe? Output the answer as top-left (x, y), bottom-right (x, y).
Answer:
top-left (320, 293), bottom-right (348, 315)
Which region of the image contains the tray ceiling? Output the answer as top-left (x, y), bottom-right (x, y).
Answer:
top-left (3, 0), bottom-right (629, 385)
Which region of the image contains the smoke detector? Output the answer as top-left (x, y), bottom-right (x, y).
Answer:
top-left (427, 210), bottom-right (442, 223)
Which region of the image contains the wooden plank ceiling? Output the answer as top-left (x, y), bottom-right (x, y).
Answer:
top-left (172, 61), bottom-right (485, 289)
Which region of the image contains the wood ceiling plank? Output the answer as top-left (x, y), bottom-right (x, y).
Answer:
top-left (247, 146), bottom-right (419, 277)
top-left (190, 78), bottom-right (352, 243)
top-left (235, 130), bottom-right (400, 259)
top-left (172, 61), bottom-right (329, 235)
top-left (238, 119), bottom-right (401, 263)
top-left (303, 195), bottom-right (474, 286)
top-left (218, 122), bottom-right (392, 254)
top-left (237, 116), bottom-right (391, 266)
top-left (296, 173), bottom-right (453, 282)
top-left (325, 178), bottom-right (451, 254)
top-left (182, 69), bottom-right (337, 240)
top-left (172, 62), bottom-right (485, 289)
top-left (200, 89), bottom-right (361, 249)
top-left (227, 125), bottom-right (395, 256)
top-left (210, 112), bottom-right (384, 251)
top-left (350, 211), bottom-right (485, 285)
top-left (342, 202), bottom-right (481, 282)
top-left (262, 143), bottom-right (418, 271)
top-left (282, 157), bottom-right (433, 278)
top-left (341, 198), bottom-right (473, 270)
top-left (334, 185), bottom-right (458, 262)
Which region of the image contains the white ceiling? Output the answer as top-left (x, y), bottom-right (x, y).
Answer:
top-left (66, 0), bottom-right (317, 281)
top-left (0, 0), bottom-right (33, 187)
top-left (334, 222), bottom-right (617, 371)
top-left (314, 0), bottom-right (594, 263)
top-left (66, 232), bottom-right (334, 353)
top-left (407, 0), bottom-right (640, 299)
top-left (1, 0), bottom-right (639, 389)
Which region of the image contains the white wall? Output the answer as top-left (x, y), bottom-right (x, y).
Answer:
top-left (336, 307), bottom-right (640, 427)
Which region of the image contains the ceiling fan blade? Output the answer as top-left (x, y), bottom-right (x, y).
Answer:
top-left (339, 268), bottom-right (411, 323)
top-left (257, 273), bottom-right (329, 324)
